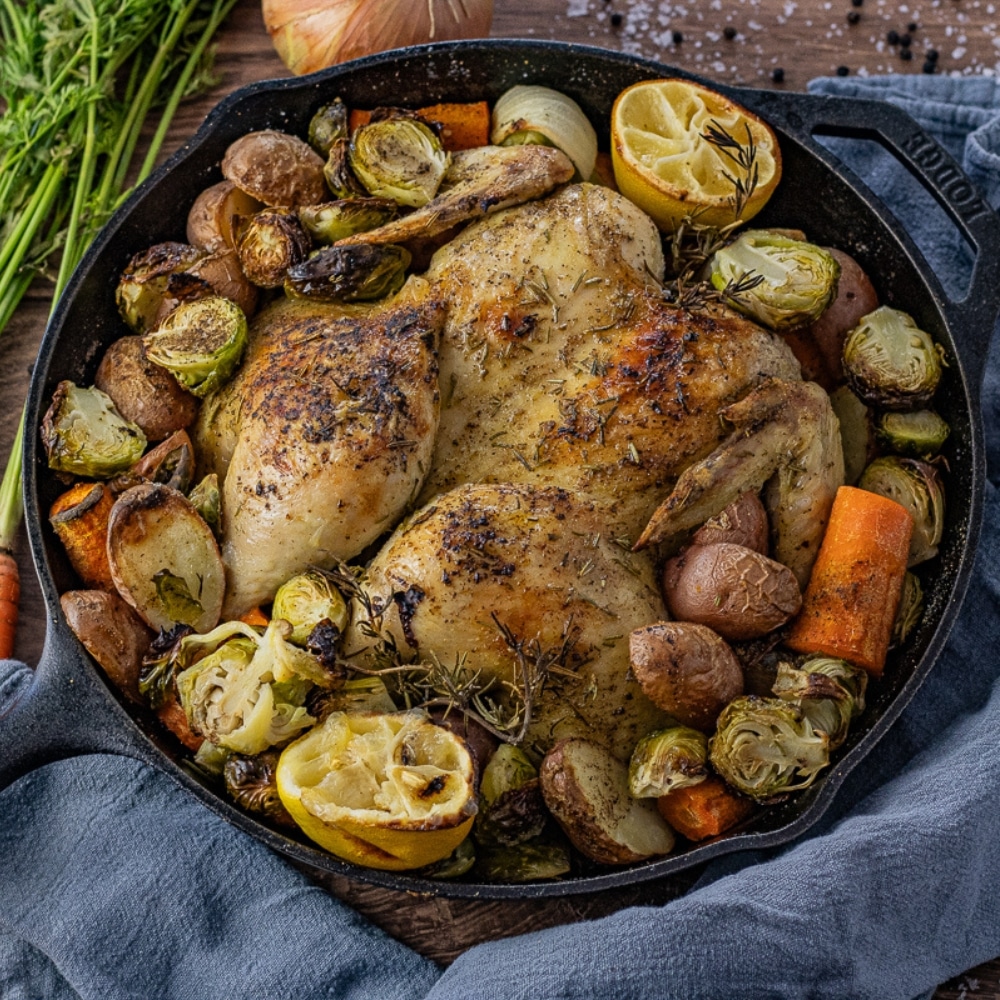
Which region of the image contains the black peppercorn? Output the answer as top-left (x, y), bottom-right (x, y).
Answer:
top-left (847, 11), bottom-right (860, 24)
top-left (900, 47), bottom-right (913, 61)
top-left (922, 60), bottom-right (936, 73)
top-left (672, 29), bottom-right (683, 43)
top-left (723, 25), bottom-right (737, 39)
top-left (771, 67), bottom-right (785, 83)
top-left (836, 65), bottom-right (850, 76)
top-left (851, 0), bottom-right (863, 6)
top-left (610, 11), bottom-right (623, 27)
top-left (887, 29), bottom-right (900, 44)
top-left (908, 21), bottom-right (918, 31)
top-left (900, 33), bottom-right (912, 47)
top-left (927, 48), bottom-right (939, 61)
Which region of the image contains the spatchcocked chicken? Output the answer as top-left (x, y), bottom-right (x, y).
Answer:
top-left (199, 171), bottom-right (843, 753)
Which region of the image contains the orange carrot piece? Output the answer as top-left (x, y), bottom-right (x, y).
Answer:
top-left (349, 101), bottom-right (491, 151)
top-left (657, 776), bottom-right (754, 841)
top-left (49, 482), bottom-right (116, 591)
top-left (785, 485), bottom-right (913, 675)
top-left (239, 606), bottom-right (270, 628)
top-left (0, 547), bottom-right (20, 660)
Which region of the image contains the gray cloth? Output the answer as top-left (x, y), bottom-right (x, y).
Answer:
top-left (3, 74), bottom-right (1000, 999)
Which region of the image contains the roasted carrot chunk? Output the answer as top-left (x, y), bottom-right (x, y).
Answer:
top-left (657, 776), bottom-right (754, 841)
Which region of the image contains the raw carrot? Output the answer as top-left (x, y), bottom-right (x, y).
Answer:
top-left (656, 776), bottom-right (754, 841)
top-left (0, 547), bottom-right (20, 660)
top-left (785, 485), bottom-right (914, 675)
top-left (349, 101), bottom-right (491, 151)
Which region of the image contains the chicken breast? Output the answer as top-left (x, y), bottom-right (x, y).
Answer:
top-left (212, 284), bottom-right (445, 616)
top-left (343, 482), bottom-right (671, 759)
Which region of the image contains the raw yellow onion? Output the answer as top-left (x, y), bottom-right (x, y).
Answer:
top-left (262, 0), bottom-right (495, 76)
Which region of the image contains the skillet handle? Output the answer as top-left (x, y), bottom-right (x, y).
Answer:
top-left (0, 621), bottom-right (160, 792)
top-left (741, 90), bottom-right (1000, 392)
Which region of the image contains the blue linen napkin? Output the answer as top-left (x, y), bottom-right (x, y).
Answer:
top-left (3, 74), bottom-right (1000, 1000)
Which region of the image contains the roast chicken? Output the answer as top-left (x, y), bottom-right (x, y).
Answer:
top-left (199, 166), bottom-right (844, 753)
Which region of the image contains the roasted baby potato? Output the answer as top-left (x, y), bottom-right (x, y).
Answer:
top-left (60, 589), bottom-right (155, 704)
top-left (662, 543), bottom-right (802, 641)
top-left (629, 621), bottom-right (744, 732)
top-left (690, 491), bottom-right (769, 553)
top-left (107, 482), bottom-right (225, 633)
top-left (186, 179), bottom-right (265, 250)
top-left (129, 429), bottom-right (196, 493)
top-left (539, 737), bottom-right (675, 865)
top-left (221, 129), bottom-right (328, 208)
top-left (95, 336), bottom-right (200, 442)
top-left (188, 249), bottom-right (259, 318)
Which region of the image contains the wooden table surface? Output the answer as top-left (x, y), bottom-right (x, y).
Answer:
top-left (2, 1), bottom-right (997, 996)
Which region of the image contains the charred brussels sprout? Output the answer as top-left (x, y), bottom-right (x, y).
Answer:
top-left (323, 138), bottom-right (367, 199)
top-left (306, 676), bottom-right (397, 722)
top-left (843, 306), bottom-right (944, 409)
top-left (298, 198), bottom-right (398, 244)
top-left (892, 571), bottom-right (925, 645)
top-left (628, 726), bottom-right (709, 798)
top-left (116, 242), bottom-right (206, 333)
top-left (349, 118), bottom-right (450, 208)
top-left (41, 382), bottom-right (147, 478)
top-left (272, 569), bottom-right (349, 647)
top-left (416, 837), bottom-right (477, 880)
top-left (236, 209), bottom-right (311, 288)
top-left (474, 840), bottom-right (573, 882)
top-left (223, 750), bottom-right (296, 827)
top-left (858, 456), bottom-right (945, 566)
top-left (187, 473), bottom-right (221, 536)
top-left (709, 695), bottom-right (830, 800)
top-left (708, 230), bottom-right (840, 331)
top-left (875, 409), bottom-right (950, 459)
top-left (476, 744), bottom-right (548, 847)
top-left (771, 656), bottom-right (867, 750)
top-left (284, 243), bottom-right (410, 302)
top-left (308, 98), bottom-right (349, 155)
top-left (142, 295), bottom-right (247, 398)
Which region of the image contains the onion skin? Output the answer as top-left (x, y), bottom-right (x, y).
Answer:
top-left (262, 0), bottom-right (495, 76)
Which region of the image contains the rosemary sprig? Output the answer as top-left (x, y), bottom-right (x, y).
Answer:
top-left (702, 118), bottom-right (760, 220)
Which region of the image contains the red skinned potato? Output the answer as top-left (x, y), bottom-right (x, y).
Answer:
top-left (539, 738), bottom-right (675, 865)
top-left (60, 589), bottom-right (154, 704)
top-left (629, 622), bottom-right (744, 732)
top-left (222, 130), bottom-right (328, 208)
top-left (690, 491), bottom-right (769, 553)
top-left (806, 248), bottom-right (878, 384)
top-left (663, 542), bottom-right (802, 641)
top-left (187, 180), bottom-right (265, 250)
top-left (94, 336), bottom-right (199, 442)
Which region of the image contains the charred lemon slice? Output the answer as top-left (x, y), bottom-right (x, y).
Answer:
top-left (276, 710), bottom-right (476, 871)
top-left (611, 78), bottom-right (781, 230)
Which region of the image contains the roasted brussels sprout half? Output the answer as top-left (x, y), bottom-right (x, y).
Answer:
top-left (298, 198), bottom-right (398, 244)
top-left (284, 243), bottom-right (410, 302)
top-left (875, 409), bottom-right (950, 459)
top-left (858, 456), bottom-right (945, 566)
top-left (843, 306), bottom-right (944, 409)
top-left (175, 620), bottom-right (319, 755)
top-left (236, 208), bottom-right (311, 288)
top-left (892, 571), bottom-right (925, 645)
top-left (708, 230), bottom-right (840, 331)
top-left (187, 473), bottom-right (221, 536)
top-left (308, 98), bottom-right (349, 155)
top-left (306, 676), bottom-right (397, 722)
top-left (323, 138), bottom-right (367, 199)
top-left (116, 242), bottom-right (206, 333)
top-left (223, 749), bottom-right (296, 827)
top-left (771, 656), bottom-right (867, 750)
top-left (191, 740), bottom-right (230, 778)
top-left (272, 569), bottom-right (349, 647)
top-left (709, 695), bottom-right (830, 800)
top-left (142, 295), bottom-right (247, 398)
top-left (349, 118), bottom-right (450, 208)
top-left (474, 839), bottom-right (573, 882)
top-left (476, 744), bottom-right (548, 848)
top-left (628, 725), bottom-right (709, 798)
top-left (416, 837), bottom-right (477, 880)
top-left (41, 382), bottom-right (147, 478)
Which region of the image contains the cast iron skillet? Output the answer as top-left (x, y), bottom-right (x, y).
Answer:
top-left (2, 41), bottom-right (998, 899)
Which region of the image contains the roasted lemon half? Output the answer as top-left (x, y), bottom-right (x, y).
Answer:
top-left (276, 710), bottom-right (477, 871)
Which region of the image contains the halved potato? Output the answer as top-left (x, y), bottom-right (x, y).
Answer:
top-left (60, 589), bottom-right (154, 704)
top-left (539, 738), bottom-right (675, 865)
top-left (187, 179), bottom-right (264, 250)
top-left (107, 482), bottom-right (225, 633)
